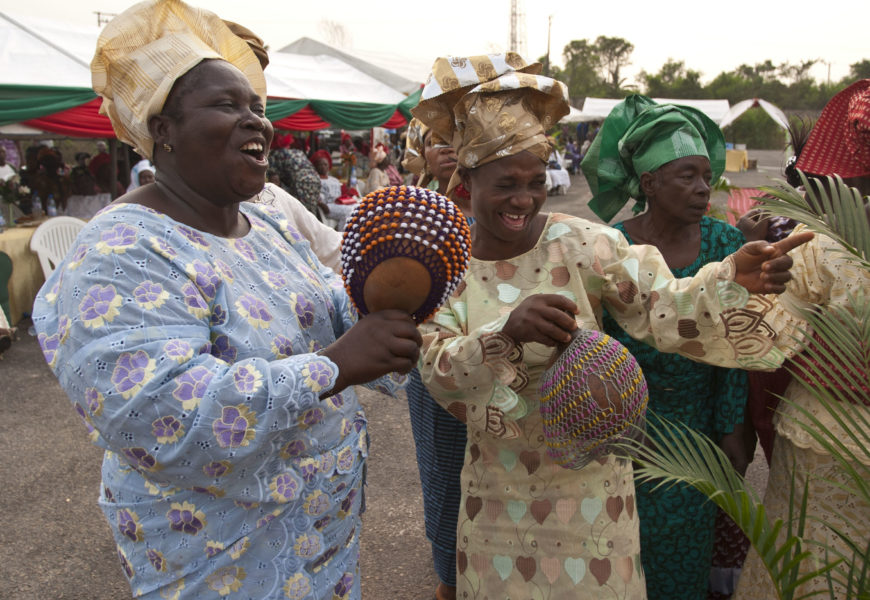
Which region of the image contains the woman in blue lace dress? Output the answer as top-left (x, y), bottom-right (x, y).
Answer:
top-left (32, 3), bottom-right (420, 598)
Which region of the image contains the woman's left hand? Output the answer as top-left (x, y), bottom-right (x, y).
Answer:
top-left (732, 230), bottom-right (814, 294)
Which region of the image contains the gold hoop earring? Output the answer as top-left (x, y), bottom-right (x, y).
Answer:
top-left (163, 143), bottom-right (173, 153)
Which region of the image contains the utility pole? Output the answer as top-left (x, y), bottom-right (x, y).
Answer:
top-left (545, 14), bottom-right (553, 76)
top-left (509, 0), bottom-right (527, 58)
top-left (94, 11), bottom-right (116, 26)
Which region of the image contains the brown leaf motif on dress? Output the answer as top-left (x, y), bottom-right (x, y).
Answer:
top-left (590, 557), bottom-right (612, 586)
top-left (516, 556), bottom-right (537, 582)
top-left (530, 498), bottom-right (551, 524)
top-left (466, 495), bottom-right (482, 520)
top-left (677, 319), bottom-right (700, 339)
top-left (678, 340), bottom-right (706, 357)
top-left (447, 402), bottom-right (467, 423)
top-left (617, 281), bottom-right (638, 304)
top-left (550, 265), bottom-right (570, 287)
top-left (457, 550), bottom-right (468, 575)
top-left (519, 450), bottom-right (540, 475)
top-left (481, 332), bottom-right (514, 359)
top-left (485, 406), bottom-right (507, 437)
top-left (495, 261), bottom-right (518, 280)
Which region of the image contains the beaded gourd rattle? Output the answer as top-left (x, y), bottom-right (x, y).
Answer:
top-left (340, 185), bottom-right (471, 324)
top-left (538, 329), bottom-right (648, 470)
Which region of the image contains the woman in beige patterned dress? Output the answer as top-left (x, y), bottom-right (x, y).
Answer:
top-left (412, 54), bottom-right (812, 600)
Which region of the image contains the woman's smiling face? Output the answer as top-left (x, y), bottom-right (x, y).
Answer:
top-left (160, 60), bottom-right (274, 204)
top-left (463, 150), bottom-right (548, 260)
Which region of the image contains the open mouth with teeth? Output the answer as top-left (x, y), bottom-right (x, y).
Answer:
top-left (500, 211), bottom-right (528, 230)
top-left (240, 141), bottom-right (267, 164)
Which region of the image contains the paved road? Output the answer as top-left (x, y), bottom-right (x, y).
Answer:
top-left (0, 150), bottom-right (783, 599)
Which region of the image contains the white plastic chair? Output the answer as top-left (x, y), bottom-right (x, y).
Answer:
top-left (29, 216), bottom-right (87, 279)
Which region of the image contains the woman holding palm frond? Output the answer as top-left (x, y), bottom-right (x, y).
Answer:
top-left (733, 79), bottom-right (870, 600)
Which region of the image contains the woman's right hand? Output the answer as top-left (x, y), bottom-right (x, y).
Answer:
top-left (320, 309), bottom-right (422, 396)
top-left (503, 294), bottom-right (579, 346)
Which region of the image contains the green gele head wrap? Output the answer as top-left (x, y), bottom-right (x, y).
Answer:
top-left (581, 95), bottom-right (725, 223)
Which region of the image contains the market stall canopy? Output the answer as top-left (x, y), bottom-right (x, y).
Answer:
top-left (0, 12), bottom-right (421, 137)
top-left (718, 98), bottom-right (788, 130)
top-left (576, 97), bottom-right (731, 124)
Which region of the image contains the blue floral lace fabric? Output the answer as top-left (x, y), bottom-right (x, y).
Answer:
top-left (602, 216), bottom-right (748, 599)
top-left (32, 202), bottom-right (402, 599)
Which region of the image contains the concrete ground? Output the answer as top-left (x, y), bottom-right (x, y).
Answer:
top-left (0, 150), bottom-right (784, 599)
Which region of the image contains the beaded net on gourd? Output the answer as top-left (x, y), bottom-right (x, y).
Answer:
top-left (340, 185), bottom-right (471, 324)
top-left (538, 329), bottom-right (648, 470)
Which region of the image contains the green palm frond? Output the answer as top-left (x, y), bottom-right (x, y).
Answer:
top-left (619, 419), bottom-right (837, 600)
top-left (755, 171), bottom-right (869, 267)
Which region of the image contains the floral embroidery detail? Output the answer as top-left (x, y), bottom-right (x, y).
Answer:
top-left (111, 350), bottom-right (156, 399)
top-left (203, 460), bottom-right (232, 478)
top-left (269, 472), bottom-right (301, 503)
top-left (302, 359), bottom-right (334, 393)
top-left (234, 500), bottom-right (258, 509)
top-left (117, 545), bottom-right (134, 579)
top-left (257, 509), bottom-right (281, 529)
top-left (166, 501), bottom-right (207, 535)
top-left (205, 565), bottom-right (246, 596)
top-left (146, 548), bottom-right (166, 572)
top-left (38, 332), bottom-right (60, 368)
top-left (67, 244), bottom-right (88, 269)
top-left (283, 572), bottom-right (312, 600)
top-left (172, 366), bottom-right (213, 411)
top-left (235, 294), bottom-right (272, 329)
top-left (336, 447), bottom-right (356, 474)
top-left (303, 490), bottom-right (330, 517)
top-left (74, 403), bottom-right (98, 441)
top-left (158, 579), bottom-right (184, 600)
top-left (84, 388), bottom-right (104, 416)
top-left (280, 439), bottom-right (306, 459)
top-left (299, 406), bottom-right (325, 430)
top-left (213, 405), bottom-right (257, 448)
top-left (152, 415), bottom-right (184, 443)
top-left (133, 281), bottom-right (169, 310)
top-left (271, 335), bottom-right (294, 359)
top-left (213, 259), bottom-right (234, 283)
top-left (333, 572), bottom-right (355, 598)
top-left (117, 508), bottom-right (144, 542)
top-left (176, 226), bottom-right (210, 250)
top-left (79, 284), bottom-right (123, 328)
top-left (297, 458), bottom-right (319, 482)
top-left (228, 536), bottom-right (250, 559)
top-left (319, 452), bottom-right (336, 475)
top-left (233, 364), bottom-right (263, 395)
top-left (293, 533), bottom-right (322, 559)
top-left (149, 236), bottom-right (178, 260)
top-left (231, 238), bottom-right (257, 262)
top-left (190, 485), bottom-right (225, 498)
top-left (186, 260), bottom-right (220, 300)
top-left (204, 540), bottom-right (225, 558)
top-left (43, 278), bottom-right (61, 304)
top-left (121, 447), bottom-right (160, 472)
top-left (96, 223), bottom-right (138, 254)
top-left (314, 515), bottom-right (331, 531)
top-left (210, 304), bottom-right (227, 326)
top-left (290, 292), bottom-right (316, 328)
top-left (164, 339), bottom-right (194, 363)
top-left (210, 334), bottom-right (237, 363)
top-left (262, 270), bottom-right (289, 289)
top-left (57, 315), bottom-right (71, 342)
top-left (181, 282), bottom-right (209, 319)
top-left (338, 488), bottom-right (358, 518)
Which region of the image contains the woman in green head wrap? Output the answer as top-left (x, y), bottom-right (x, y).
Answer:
top-left (589, 96), bottom-right (751, 600)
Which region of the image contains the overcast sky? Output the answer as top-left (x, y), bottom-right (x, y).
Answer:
top-left (4, 0), bottom-right (865, 86)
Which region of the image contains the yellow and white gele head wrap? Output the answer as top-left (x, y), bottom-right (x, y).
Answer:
top-left (411, 53), bottom-right (541, 146)
top-left (91, 0), bottom-right (267, 160)
top-left (452, 73), bottom-right (569, 171)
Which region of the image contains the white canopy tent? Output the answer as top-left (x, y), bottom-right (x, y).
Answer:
top-left (572, 97), bottom-right (732, 125)
top-left (718, 98), bottom-right (789, 130)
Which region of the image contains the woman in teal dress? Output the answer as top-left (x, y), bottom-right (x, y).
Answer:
top-left (583, 95), bottom-right (750, 599)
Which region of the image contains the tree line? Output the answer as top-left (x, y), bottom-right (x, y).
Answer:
top-left (543, 37), bottom-right (870, 148)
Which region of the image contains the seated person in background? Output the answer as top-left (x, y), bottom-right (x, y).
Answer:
top-left (365, 145), bottom-right (392, 193)
top-left (311, 149), bottom-right (353, 231)
top-left (127, 153), bottom-right (155, 191)
top-left (69, 152), bottom-right (97, 195)
top-left (136, 165), bottom-right (155, 186)
top-left (268, 134), bottom-right (323, 218)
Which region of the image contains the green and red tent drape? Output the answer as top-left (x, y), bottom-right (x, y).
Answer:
top-left (0, 84), bottom-right (422, 137)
